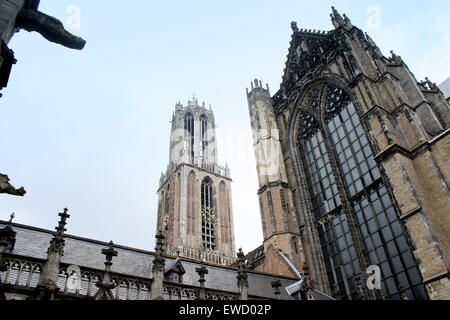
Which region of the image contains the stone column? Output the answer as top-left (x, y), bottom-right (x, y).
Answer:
top-left (36, 208), bottom-right (70, 300)
top-left (236, 249), bottom-right (249, 300)
top-left (94, 241), bottom-right (118, 300)
top-left (195, 262), bottom-right (208, 300)
top-left (150, 231), bottom-right (166, 300)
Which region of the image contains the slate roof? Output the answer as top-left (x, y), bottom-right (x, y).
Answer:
top-left (0, 221), bottom-right (297, 299)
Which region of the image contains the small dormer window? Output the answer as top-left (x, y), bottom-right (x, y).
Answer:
top-left (164, 258), bottom-right (186, 284)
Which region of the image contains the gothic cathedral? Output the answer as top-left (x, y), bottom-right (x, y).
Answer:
top-left (245, 8), bottom-right (450, 300)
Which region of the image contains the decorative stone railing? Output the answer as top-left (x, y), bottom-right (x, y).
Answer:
top-left (163, 282), bottom-right (266, 301)
top-left (0, 255), bottom-right (265, 300)
top-left (159, 161), bottom-right (230, 187)
top-left (166, 246), bottom-right (236, 266)
top-left (0, 256), bottom-right (153, 300)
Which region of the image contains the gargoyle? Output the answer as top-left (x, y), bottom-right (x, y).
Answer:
top-left (0, 174), bottom-right (26, 196)
top-left (15, 6), bottom-right (86, 50)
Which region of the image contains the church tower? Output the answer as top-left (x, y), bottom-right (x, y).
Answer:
top-left (246, 80), bottom-right (305, 277)
top-left (157, 97), bottom-right (236, 266)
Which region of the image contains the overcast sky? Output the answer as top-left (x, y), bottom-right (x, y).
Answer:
top-left (1, 0), bottom-right (449, 254)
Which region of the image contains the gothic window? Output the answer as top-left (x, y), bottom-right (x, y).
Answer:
top-left (200, 114), bottom-right (208, 158)
top-left (187, 171), bottom-right (197, 235)
top-left (184, 112), bottom-right (195, 161)
top-left (164, 184), bottom-right (170, 231)
top-left (258, 197), bottom-right (267, 236)
top-left (158, 190), bottom-right (165, 231)
top-left (295, 83), bottom-right (427, 300)
top-left (201, 177), bottom-right (215, 250)
top-left (219, 181), bottom-right (230, 244)
top-left (267, 191), bottom-right (277, 233)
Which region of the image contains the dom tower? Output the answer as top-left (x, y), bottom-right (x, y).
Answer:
top-left (157, 97), bottom-right (236, 265)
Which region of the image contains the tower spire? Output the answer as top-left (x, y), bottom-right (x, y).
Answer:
top-left (36, 208), bottom-right (71, 300)
top-left (330, 6), bottom-right (353, 30)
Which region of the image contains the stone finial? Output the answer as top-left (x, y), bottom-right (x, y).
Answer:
top-left (9, 212), bottom-right (15, 223)
top-left (93, 241), bottom-right (118, 300)
top-left (291, 21), bottom-right (299, 33)
top-left (343, 14), bottom-right (351, 23)
top-left (36, 208), bottom-right (71, 299)
top-left (236, 248), bottom-right (248, 289)
top-left (102, 241), bottom-right (118, 269)
top-left (330, 6), bottom-right (345, 28)
top-left (48, 208), bottom-right (70, 256)
top-left (390, 50), bottom-right (402, 62)
top-left (271, 280), bottom-right (282, 299)
top-left (150, 231), bottom-right (166, 300)
top-left (195, 262), bottom-right (208, 287)
top-left (195, 262), bottom-right (208, 300)
top-left (343, 13), bottom-right (353, 29)
top-left (152, 231), bottom-right (166, 273)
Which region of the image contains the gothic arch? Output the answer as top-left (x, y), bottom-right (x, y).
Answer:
top-left (286, 77), bottom-right (426, 300)
top-left (201, 176), bottom-right (216, 250)
top-left (187, 170), bottom-right (197, 235)
top-left (184, 112), bottom-right (195, 161)
top-left (158, 190), bottom-right (165, 231)
top-left (218, 181), bottom-right (230, 244)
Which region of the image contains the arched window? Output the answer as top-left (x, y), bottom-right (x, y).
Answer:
top-left (164, 184), bottom-right (171, 231)
top-left (201, 177), bottom-right (215, 250)
top-left (187, 171), bottom-right (197, 235)
top-left (184, 112), bottom-right (194, 161)
top-left (158, 190), bottom-right (165, 231)
top-left (219, 181), bottom-right (230, 243)
top-left (295, 83), bottom-right (426, 300)
top-left (292, 237), bottom-right (299, 255)
top-left (200, 114), bottom-right (208, 158)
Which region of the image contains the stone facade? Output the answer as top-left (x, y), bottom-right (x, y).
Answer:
top-left (247, 82), bottom-right (305, 277)
top-left (157, 98), bottom-right (236, 265)
top-left (246, 9), bottom-right (450, 300)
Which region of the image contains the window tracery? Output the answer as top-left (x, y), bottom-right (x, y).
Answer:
top-left (201, 177), bottom-right (216, 250)
top-left (295, 82), bottom-right (427, 300)
top-left (184, 112), bottom-right (195, 161)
